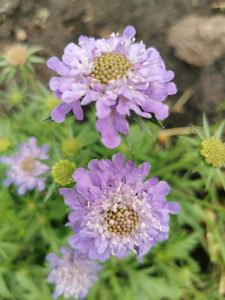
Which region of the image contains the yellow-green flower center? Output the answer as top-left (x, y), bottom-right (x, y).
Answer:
top-left (0, 138), bottom-right (11, 152)
top-left (91, 53), bottom-right (133, 84)
top-left (51, 160), bottom-right (76, 185)
top-left (105, 206), bottom-right (139, 236)
top-left (21, 158), bottom-right (36, 172)
top-left (200, 137), bottom-right (225, 168)
top-left (61, 138), bottom-right (81, 157)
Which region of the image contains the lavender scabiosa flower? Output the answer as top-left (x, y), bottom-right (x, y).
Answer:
top-left (60, 153), bottom-right (180, 261)
top-left (47, 247), bottom-right (101, 299)
top-left (0, 137), bottom-right (49, 195)
top-left (47, 26), bottom-right (177, 148)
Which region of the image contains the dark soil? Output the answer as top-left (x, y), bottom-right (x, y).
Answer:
top-left (1, 0), bottom-right (225, 126)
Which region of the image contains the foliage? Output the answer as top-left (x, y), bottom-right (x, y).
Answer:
top-left (0, 45), bottom-right (225, 300)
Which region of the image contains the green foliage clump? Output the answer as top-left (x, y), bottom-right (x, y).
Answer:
top-left (0, 44), bottom-right (225, 300)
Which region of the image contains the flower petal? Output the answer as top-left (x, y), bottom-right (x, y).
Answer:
top-left (51, 103), bottom-right (73, 123)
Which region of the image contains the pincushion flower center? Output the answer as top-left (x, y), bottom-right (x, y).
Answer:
top-left (200, 137), bottom-right (225, 168)
top-left (105, 206), bottom-right (139, 235)
top-left (5, 45), bottom-right (29, 66)
top-left (21, 158), bottom-right (36, 172)
top-left (91, 53), bottom-right (133, 84)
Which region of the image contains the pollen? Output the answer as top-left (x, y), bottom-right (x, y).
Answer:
top-left (200, 137), bottom-right (225, 168)
top-left (5, 44), bottom-right (29, 66)
top-left (91, 53), bottom-right (133, 84)
top-left (105, 206), bottom-right (139, 236)
top-left (51, 159), bottom-right (76, 185)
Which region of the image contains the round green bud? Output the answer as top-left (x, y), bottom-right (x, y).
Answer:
top-left (200, 137), bottom-right (225, 168)
top-left (51, 159), bottom-right (76, 186)
top-left (0, 138), bottom-right (11, 152)
top-left (61, 138), bottom-right (81, 157)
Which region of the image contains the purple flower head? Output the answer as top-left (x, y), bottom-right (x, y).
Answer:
top-left (0, 137), bottom-right (49, 195)
top-left (60, 153), bottom-right (180, 261)
top-left (47, 26), bottom-right (177, 148)
top-left (47, 247), bottom-right (101, 299)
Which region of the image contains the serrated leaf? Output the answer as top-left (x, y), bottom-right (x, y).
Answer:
top-left (157, 232), bottom-right (200, 262)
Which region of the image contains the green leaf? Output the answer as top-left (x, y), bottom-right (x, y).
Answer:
top-left (28, 46), bottom-right (43, 55)
top-left (0, 274), bottom-right (12, 297)
top-left (203, 114), bottom-right (210, 138)
top-left (156, 232), bottom-right (200, 262)
top-left (149, 115), bottom-right (165, 129)
top-left (44, 183), bottom-right (57, 202)
top-left (29, 56), bottom-right (45, 64)
top-left (216, 168), bottom-right (225, 190)
top-left (129, 271), bottom-right (180, 300)
top-left (192, 125), bottom-right (204, 139)
top-left (215, 120), bottom-right (225, 138)
top-left (42, 115), bottom-right (53, 122)
top-left (134, 116), bottom-right (152, 136)
top-left (205, 168), bottom-right (213, 191)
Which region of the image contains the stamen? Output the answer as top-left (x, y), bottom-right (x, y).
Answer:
top-left (105, 206), bottom-right (139, 235)
top-left (91, 53), bottom-right (133, 84)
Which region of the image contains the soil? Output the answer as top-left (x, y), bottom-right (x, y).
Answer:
top-left (0, 0), bottom-right (225, 127)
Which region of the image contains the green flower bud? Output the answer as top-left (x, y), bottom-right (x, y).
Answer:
top-left (61, 138), bottom-right (81, 157)
top-left (51, 160), bottom-right (76, 185)
top-left (201, 137), bottom-right (225, 168)
top-left (0, 138), bottom-right (11, 152)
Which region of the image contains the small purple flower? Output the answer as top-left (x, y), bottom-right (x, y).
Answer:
top-left (60, 153), bottom-right (180, 261)
top-left (0, 137), bottom-right (49, 195)
top-left (47, 247), bottom-right (101, 299)
top-left (47, 26), bottom-right (177, 148)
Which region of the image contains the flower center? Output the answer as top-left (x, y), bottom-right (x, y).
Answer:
top-left (5, 45), bottom-right (29, 66)
top-left (91, 53), bottom-right (133, 84)
top-left (105, 206), bottom-right (139, 235)
top-left (21, 158), bottom-right (35, 172)
top-left (200, 137), bottom-right (225, 168)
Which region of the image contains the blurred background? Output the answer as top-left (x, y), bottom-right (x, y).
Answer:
top-left (1, 0), bottom-right (225, 125)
